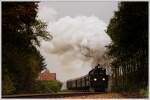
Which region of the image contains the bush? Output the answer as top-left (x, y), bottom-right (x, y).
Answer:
top-left (139, 88), bottom-right (148, 98)
top-left (2, 73), bottom-right (16, 95)
top-left (33, 80), bottom-right (62, 93)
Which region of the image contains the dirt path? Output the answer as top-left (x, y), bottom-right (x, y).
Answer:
top-left (64, 92), bottom-right (144, 99)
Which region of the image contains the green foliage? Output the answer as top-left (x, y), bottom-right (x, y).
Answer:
top-left (2, 69), bottom-right (16, 95)
top-left (139, 87), bottom-right (148, 98)
top-left (33, 80), bottom-right (62, 93)
top-left (31, 20), bottom-right (53, 46)
top-left (107, 2), bottom-right (148, 91)
top-left (2, 2), bottom-right (52, 94)
top-left (107, 2), bottom-right (148, 58)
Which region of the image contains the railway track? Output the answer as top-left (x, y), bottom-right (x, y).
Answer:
top-left (2, 92), bottom-right (104, 98)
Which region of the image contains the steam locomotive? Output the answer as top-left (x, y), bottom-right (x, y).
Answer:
top-left (66, 64), bottom-right (108, 92)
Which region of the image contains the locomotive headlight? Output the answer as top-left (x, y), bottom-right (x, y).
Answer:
top-left (94, 78), bottom-right (97, 81)
top-left (102, 78), bottom-right (105, 81)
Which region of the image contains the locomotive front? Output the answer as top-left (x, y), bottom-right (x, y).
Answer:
top-left (89, 65), bottom-right (108, 92)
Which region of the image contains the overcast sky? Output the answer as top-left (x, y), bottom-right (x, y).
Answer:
top-left (38, 1), bottom-right (118, 83)
top-left (38, 1), bottom-right (118, 24)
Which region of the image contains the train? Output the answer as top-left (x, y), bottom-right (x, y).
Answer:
top-left (66, 64), bottom-right (109, 92)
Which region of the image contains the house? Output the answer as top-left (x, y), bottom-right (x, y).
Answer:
top-left (36, 69), bottom-right (56, 81)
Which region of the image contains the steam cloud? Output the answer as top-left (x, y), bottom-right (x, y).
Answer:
top-left (38, 7), bottom-right (111, 82)
top-left (39, 15), bottom-right (111, 82)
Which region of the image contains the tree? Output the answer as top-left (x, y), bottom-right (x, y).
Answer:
top-left (2, 2), bottom-right (52, 94)
top-left (106, 2), bottom-right (148, 90)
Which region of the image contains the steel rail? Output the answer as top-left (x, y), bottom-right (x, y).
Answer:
top-left (2, 92), bottom-right (104, 98)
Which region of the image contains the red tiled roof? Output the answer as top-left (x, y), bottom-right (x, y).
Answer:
top-left (36, 69), bottom-right (56, 81)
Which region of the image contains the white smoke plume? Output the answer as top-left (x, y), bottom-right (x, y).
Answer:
top-left (39, 15), bottom-right (112, 82)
